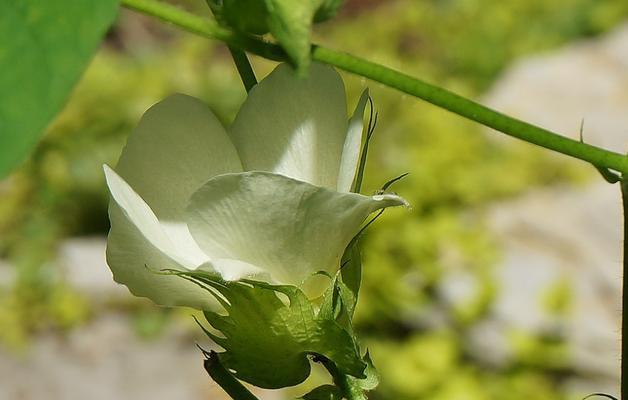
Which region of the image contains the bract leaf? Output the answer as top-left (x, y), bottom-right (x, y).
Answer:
top-left (0, 0), bottom-right (118, 178)
top-left (340, 241), bottom-right (362, 313)
top-left (172, 269), bottom-right (367, 389)
top-left (264, 0), bottom-right (321, 72)
top-left (349, 351), bottom-right (380, 391)
top-left (338, 89), bottom-right (369, 193)
top-left (319, 272), bottom-right (357, 336)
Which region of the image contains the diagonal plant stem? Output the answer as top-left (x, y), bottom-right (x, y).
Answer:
top-left (120, 0), bottom-right (628, 175)
top-left (202, 0), bottom-right (258, 92)
top-left (121, 0), bottom-right (283, 61)
top-left (311, 45), bottom-right (628, 175)
top-left (203, 349), bottom-right (259, 400)
top-left (227, 46), bottom-right (257, 92)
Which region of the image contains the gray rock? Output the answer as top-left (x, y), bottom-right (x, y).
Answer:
top-left (489, 183), bottom-right (622, 377)
top-left (0, 314), bottom-right (282, 400)
top-left (484, 24), bottom-right (628, 153)
top-left (0, 259), bottom-right (15, 287)
top-left (480, 24), bottom-right (628, 387)
top-left (57, 236), bottom-right (129, 299)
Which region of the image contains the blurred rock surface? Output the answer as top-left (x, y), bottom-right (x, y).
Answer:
top-left (0, 313), bottom-right (280, 400)
top-left (58, 237), bottom-right (128, 299)
top-left (484, 23), bottom-right (628, 154)
top-left (478, 22), bottom-right (628, 394)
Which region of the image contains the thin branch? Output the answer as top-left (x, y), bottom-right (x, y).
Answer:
top-left (228, 46), bottom-right (257, 92)
top-left (120, 0), bottom-right (627, 174)
top-left (203, 0), bottom-right (258, 92)
top-left (311, 45), bottom-right (628, 175)
top-left (120, 0), bottom-right (628, 175)
top-left (121, 0), bottom-right (283, 61)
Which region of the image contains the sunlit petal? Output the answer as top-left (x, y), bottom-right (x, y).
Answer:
top-left (185, 171), bottom-right (407, 295)
top-left (230, 63), bottom-right (347, 189)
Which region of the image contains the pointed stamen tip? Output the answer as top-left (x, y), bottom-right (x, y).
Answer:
top-left (372, 193), bottom-right (410, 208)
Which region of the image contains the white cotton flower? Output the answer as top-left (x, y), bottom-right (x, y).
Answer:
top-left (103, 63), bottom-right (407, 309)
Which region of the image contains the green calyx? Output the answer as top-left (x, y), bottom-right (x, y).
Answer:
top-left (169, 268), bottom-right (368, 389)
top-left (208, 0), bottom-right (344, 71)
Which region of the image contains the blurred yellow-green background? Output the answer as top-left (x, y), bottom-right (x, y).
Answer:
top-left (1, 0), bottom-right (627, 399)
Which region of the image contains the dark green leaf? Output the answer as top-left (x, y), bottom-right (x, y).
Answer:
top-left (0, 0), bottom-right (119, 178)
top-left (301, 385), bottom-right (342, 400)
top-left (220, 0), bottom-right (270, 35)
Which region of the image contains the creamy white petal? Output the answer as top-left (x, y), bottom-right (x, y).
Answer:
top-left (115, 94), bottom-right (243, 264)
top-left (185, 172), bottom-right (407, 295)
top-left (104, 167), bottom-right (216, 309)
top-left (104, 165), bottom-right (182, 264)
top-left (107, 205), bottom-right (216, 309)
top-left (337, 89), bottom-right (369, 193)
top-left (229, 63), bottom-right (347, 189)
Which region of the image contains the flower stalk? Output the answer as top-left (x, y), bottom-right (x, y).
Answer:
top-left (227, 46), bottom-right (257, 92)
top-left (203, 350), bottom-right (259, 400)
top-left (203, 0), bottom-right (258, 92)
top-left (120, 0), bottom-right (628, 175)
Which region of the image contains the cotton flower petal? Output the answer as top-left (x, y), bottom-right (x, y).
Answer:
top-left (229, 63), bottom-right (348, 189)
top-left (337, 89), bottom-right (369, 193)
top-left (116, 94), bottom-right (243, 264)
top-left (104, 166), bottom-right (216, 309)
top-left (185, 172), bottom-right (407, 295)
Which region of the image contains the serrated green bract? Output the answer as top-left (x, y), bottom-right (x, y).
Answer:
top-left (340, 241), bottom-right (362, 314)
top-left (264, 0), bottom-right (320, 73)
top-left (172, 269), bottom-right (366, 389)
top-left (350, 351), bottom-right (380, 391)
top-left (319, 270), bottom-right (357, 336)
top-left (301, 385), bottom-right (343, 400)
top-left (0, 0), bottom-right (119, 178)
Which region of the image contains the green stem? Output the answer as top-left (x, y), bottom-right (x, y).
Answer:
top-left (120, 0), bottom-right (628, 174)
top-left (622, 178), bottom-right (628, 400)
top-left (120, 0), bottom-right (283, 61)
top-left (204, 350), bottom-right (259, 400)
top-left (311, 46), bottom-right (628, 175)
top-left (228, 46), bottom-right (257, 92)
top-left (321, 358), bottom-right (366, 400)
top-left (119, 0), bottom-right (628, 175)
top-left (202, 0), bottom-right (258, 92)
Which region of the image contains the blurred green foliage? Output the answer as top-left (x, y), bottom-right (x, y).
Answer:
top-left (0, 36), bottom-right (245, 349)
top-left (0, 0), bottom-right (626, 398)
